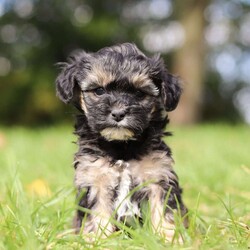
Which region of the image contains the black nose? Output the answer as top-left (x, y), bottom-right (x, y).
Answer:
top-left (111, 109), bottom-right (126, 122)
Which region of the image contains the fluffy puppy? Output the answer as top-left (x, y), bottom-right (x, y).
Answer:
top-left (56, 43), bottom-right (187, 241)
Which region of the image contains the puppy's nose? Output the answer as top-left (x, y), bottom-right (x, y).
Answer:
top-left (111, 109), bottom-right (126, 122)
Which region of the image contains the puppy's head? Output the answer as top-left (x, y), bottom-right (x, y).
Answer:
top-left (56, 43), bottom-right (181, 141)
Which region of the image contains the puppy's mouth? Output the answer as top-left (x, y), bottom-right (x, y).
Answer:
top-left (100, 127), bottom-right (135, 141)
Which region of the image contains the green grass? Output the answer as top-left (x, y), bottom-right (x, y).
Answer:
top-left (0, 124), bottom-right (249, 249)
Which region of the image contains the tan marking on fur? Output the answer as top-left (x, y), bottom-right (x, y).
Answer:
top-left (80, 92), bottom-right (88, 113)
top-left (100, 127), bottom-right (135, 141)
top-left (129, 72), bottom-right (159, 96)
top-left (129, 151), bottom-right (176, 184)
top-left (85, 64), bottom-right (115, 88)
top-left (129, 71), bottom-right (151, 88)
top-left (75, 155), bottom-right (118, 191)
top-left (82, 64), bottom-right (159, 97)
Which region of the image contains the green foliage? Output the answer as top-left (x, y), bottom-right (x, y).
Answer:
top-left (0, 124), bottom-right (249, 249)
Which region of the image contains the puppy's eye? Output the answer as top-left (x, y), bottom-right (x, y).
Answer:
top-left (94, 87), bottom-right (105, 96)
top-left (135, 90), bottom-right (146, 99)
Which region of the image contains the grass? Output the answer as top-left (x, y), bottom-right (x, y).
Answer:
top-left (0, 124), bottom-right (249, 249)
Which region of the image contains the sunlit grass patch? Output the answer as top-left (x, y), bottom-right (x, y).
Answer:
top-left (0, 124), bottom-right (249, 249)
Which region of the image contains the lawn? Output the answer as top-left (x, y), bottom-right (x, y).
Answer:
top-left (0, 124), bottom-right (249, 249)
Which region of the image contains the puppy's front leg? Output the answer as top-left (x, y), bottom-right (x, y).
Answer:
top-left (149, 184), bottom-right (187, 243)
top-left (149, 184), bottom-right (176, 241)
top-left (81, 187), bottom-right (115, 237)
top-left (74, 155), bottom-right (119, 238)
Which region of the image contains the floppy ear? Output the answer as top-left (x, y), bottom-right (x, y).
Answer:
top-left (56, 51), bottom-right (90, 104)
top-left (56, 61), bottom-right (78, 104)
top-left (150, 55), bottom-right (182, 112)
top-left (162, 73), bottom-right (182, 112)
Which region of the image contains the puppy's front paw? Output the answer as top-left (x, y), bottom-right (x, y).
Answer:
top-left (158, 226), bottom-right (184, 244)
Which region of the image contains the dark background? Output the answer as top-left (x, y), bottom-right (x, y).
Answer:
top-left (0, 0), bottom-right (250, 125)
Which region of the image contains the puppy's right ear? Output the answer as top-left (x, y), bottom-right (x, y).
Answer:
top-left (56, 51), bottom-right (90, 104)
top-left (56, 61), bottom-right (78, 104)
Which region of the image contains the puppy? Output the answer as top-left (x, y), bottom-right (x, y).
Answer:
top-left (56, 43), bottom-right (187, 241)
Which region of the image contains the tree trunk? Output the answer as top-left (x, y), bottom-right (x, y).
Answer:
top-left (170, 0), bottom-right (208, 124)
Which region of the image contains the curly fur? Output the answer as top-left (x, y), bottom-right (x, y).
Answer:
top-left (56, 43), bottom-right (187, 241)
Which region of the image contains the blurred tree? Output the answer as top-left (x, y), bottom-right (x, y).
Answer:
top-left (170, 0), bottom-right (209, 124)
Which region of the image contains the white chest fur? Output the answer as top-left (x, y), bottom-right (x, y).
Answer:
top-left (113, 160), bottom-right (141, 220)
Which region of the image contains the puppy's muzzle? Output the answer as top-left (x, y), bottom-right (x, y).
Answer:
top-left (101, 106), bottom-right (134, 141)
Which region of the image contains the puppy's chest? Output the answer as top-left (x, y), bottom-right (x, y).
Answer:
top-left (98, 159), bottom-right (146, 220)
top-left (107, 158), bottom-right (171, 219)
top-left (75, 152), bottom-right (174, 219)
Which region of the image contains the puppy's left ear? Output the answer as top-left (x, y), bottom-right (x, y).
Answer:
top-left (151, 55), bottom-right (182, 111)
top-left (161, 73), bottom-right (182, 112)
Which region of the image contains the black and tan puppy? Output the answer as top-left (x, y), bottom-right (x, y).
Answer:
top-left (56, 43), bottom-right (187, 241)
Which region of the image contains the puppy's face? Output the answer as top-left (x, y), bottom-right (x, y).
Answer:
top-left (56, 43), bottom-right (181, 141)
top-left (80, 70), bottom-right (160, 141)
